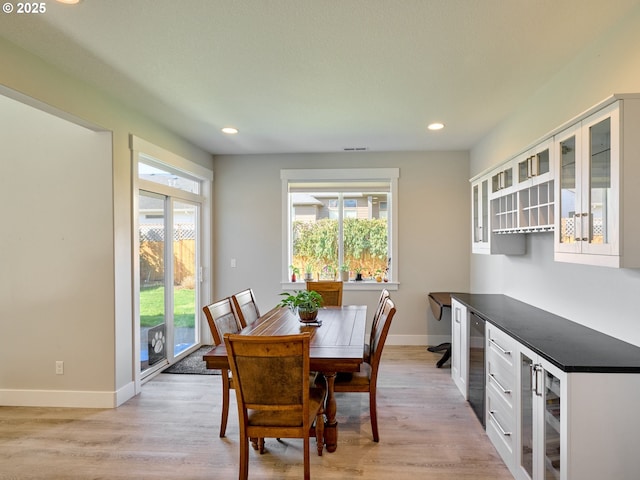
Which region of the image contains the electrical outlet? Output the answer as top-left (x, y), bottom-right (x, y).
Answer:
top-left (55, 361), bottom-right (64, 375)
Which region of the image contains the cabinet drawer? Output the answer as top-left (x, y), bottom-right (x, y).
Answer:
top-left (486, 388), bottom-right (516, 471)
top-left (487, 324), bottom-right (516, 368)
top-left (487, 354), bottom-right (515, 409)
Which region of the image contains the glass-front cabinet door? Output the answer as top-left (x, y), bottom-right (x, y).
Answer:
top-left (517, 346), bottom-right (565, 480)
top-left (518, 139), bottom-right (553, 189)
top-left (580, 104), bottom-right (618, 256)
top-left (555, 123), bottom-right (581, 254)
top-left (519, 352), bottom-right (535, 480)
top-left (472, 178), bottom-right (490, 254)
top-left (554, 102), bottom-right (619, 260)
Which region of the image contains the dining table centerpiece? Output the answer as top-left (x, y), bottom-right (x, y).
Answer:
top-left (279, 289), bottom-right (323, 322)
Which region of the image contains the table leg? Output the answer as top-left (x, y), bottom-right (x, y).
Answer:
top-left (322, 372), bottom-right (338, 452)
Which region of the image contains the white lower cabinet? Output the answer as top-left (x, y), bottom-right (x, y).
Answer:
top-left (450, 298), bottom-right (468, 398)
top-left (486, 324), bottom-right (517, 471)
top-left (485, 339), bottom-right (640, 480)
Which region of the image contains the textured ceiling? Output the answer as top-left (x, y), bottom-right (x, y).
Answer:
top-left (1, 0), bottom-right (638, 155)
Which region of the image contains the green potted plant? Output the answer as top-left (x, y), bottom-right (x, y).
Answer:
top-left (354, 265), bottom-right (363, 281)
top-left (289, 264), bottom-right (300, 282)
top-left (322, 264), bottom-right (337, 280)
top-left (304, 263), bottom-right (314, 281)
top-left (279, 290), bottom-right (323, 322)
top-left (339, 263), bottom-right (350, 282)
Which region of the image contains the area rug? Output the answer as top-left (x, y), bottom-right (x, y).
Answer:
top-left (163, 345), bottom-right (220, 375)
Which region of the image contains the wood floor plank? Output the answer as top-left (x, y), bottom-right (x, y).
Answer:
top-left (0, 347), bottom-right (512, 479)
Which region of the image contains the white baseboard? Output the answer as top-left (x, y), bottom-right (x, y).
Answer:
top-left (0, 381), bottom-right (137, 408)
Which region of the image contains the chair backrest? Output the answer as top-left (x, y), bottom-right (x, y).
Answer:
top-left (369, 298), bottom-right (396, 375)
top-left (224, 333), bottom-right (312, 429)
top-left (371, 289), bottom-right (390, 336)
top-left (202, 297), bottom-right (242, 345)
top-left (231, 288), bottom-right (260, 328)
top-left (306, 280), bottom-right (343, 306)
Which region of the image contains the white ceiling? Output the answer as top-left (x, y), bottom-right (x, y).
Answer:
top-left (1, 0), bottom-right (638, 155)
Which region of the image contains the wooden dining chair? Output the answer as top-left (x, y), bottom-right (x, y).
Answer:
top-left (364, 289), bottom-right (390, 364)
top-left (224, 332), bottom-right (326, 480)
top-left (231, 288), bottom-right (260, 328)
top-left (334, 297), bottom-right (396, 442)
top-left (305, 280), bottom-right (343, 306)
top-left (202, 297), bottom-right (242, 437)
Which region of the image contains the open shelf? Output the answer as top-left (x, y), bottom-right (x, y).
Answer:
top-left (492, 180), bottom-right (555, 234)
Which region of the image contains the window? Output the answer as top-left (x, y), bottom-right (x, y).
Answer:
top-left (282, 168), bottom-right (398, 283)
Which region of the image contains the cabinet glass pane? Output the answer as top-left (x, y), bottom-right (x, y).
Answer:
top-left (544, 371), bottom-right (561, 479)
top-left (537, 149), bottom-right (550, 176)
top-left (504, 168), bottom-right (513, 188)
top-left (481, 180), bottom-right (489, 243)
top-left (559, 136), bottom-right (577, 244)
top-left (473, 184), bottom-right (480, 242)
top-left (519, 158), bottom-right (529, 183)
top-left (520, 353), bottom-right (534, 478)
top-left (589, 118), bottom-right (611, 245)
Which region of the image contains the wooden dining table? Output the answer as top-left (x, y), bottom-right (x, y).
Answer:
top-left (203, 304), bottom-right (367, 453)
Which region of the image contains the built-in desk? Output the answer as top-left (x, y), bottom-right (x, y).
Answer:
top-left (449, 293), bottom-right (640, 480)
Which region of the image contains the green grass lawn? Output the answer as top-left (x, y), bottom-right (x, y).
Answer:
top-left (140, 285), bottom-right (195, 328)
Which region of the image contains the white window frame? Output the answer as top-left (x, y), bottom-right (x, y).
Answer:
top-left (281, 168), bottom-right (399, 290)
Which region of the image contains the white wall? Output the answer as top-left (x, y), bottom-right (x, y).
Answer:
top-left (0, 37), bottom-right (212, 407)
top-left (470, 4), bottom-right (640, 347)
top-left (212, 151), bottom-right (470, 345)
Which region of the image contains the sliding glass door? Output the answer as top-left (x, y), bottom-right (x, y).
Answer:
top-left (172, 200), bottom-right (198, 356)
top-left (139, 191), bottom-right (168, 371)
top-left (137, 160), bottom-right (203, 377)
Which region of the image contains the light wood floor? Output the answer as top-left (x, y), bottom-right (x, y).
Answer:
top-left (0, 347), bottom-right (512, 479)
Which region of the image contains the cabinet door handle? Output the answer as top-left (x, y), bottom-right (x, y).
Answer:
top-left (489, 373), bottom-right (512, 395)
top-left (489, 337), bottom-right (512, 356)
top-left (531, 154), bottom-right (539, 177)
top-left (581, 212), bottom-right (590, 242)
top-left (489, 410), bottom-right (512, 436)
top-left (533, 364), bottom-right (543, 396)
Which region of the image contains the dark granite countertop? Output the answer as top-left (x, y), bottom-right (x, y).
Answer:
top-left (451, 293), bottom-right (640, 373)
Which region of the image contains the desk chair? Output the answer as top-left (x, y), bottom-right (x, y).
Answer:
top-left (224, 333), bottom-right (326, 480)
top-left (306, 280), bottom-right (343, 306)
top-left (334, 297), bottom-right (396, 442)
top-left (427, 292), bottom-right (453, 368)
top-left (231, 288), bottom-right (260, 328)
top-left (202, 297), bottom-right (242, 437)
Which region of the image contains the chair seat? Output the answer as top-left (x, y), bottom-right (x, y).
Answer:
top-left (334, 363), bottom-right (371, 390)
top-left (248, 386), bottom-right (325, 427)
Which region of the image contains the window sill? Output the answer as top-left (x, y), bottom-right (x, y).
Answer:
top-left (281, 281), bottom-right (398, 291)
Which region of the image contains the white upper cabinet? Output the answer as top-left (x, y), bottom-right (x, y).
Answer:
top-left (472, 174), bottom-right (526, 255)
top-left (490, 159), bottom-right (516, 197)
top-left (471, 176), bottom-right (490, 254)
top-left (554, 97), bottom-right (640, 267)
top-left (516, 138), bottom-right (554, 189)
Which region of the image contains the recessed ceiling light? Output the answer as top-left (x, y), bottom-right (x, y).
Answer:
top-left (221, 127), bottom-right (239, 135)
top-left (427, 122), bottom-right (445, 131)
top-left (56, 0), bottom-right (82, 4)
